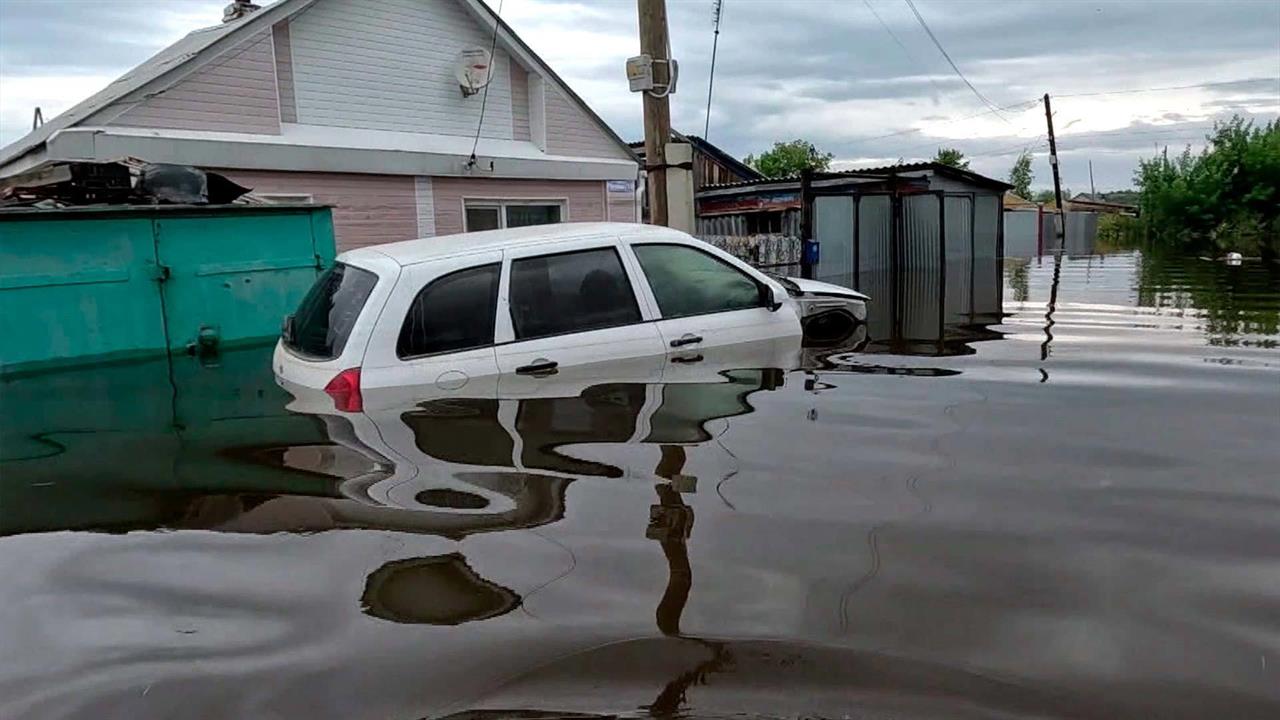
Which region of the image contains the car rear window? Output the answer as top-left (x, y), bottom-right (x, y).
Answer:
top-left (284, 262), bottom-right (378, 360)
top-left (397, 263), bottom-right (500, 359)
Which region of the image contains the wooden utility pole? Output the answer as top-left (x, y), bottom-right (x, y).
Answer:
top-left (1043, 93), bottom-right (1066, 249)
top-left (639, 0), bottom-right (672, 226)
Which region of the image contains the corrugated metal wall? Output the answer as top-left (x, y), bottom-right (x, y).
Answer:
top-left (973, 195), bottom-right (1002, 319)
top-left (1003, 209), bottom-right (1040, 257)
top-left (814, 196), bottom-right (855, 288)
top-left (944, 195), bottom-right (973, 323)
top-left (857, 195), bottom-right (893, 273)
top-left (901, 194), bottom-right (941, 339)
top-left (903, 194), bottom-right (940, 270)
top-left (854, 195), bottom-right (894, 341)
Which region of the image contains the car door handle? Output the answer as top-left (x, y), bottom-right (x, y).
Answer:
top-left (670, 334), bottom-right (703, 348)
top-left (515, 359), bottom-right (558, 376)
top-left (670, 354), bottom-right (704, 364)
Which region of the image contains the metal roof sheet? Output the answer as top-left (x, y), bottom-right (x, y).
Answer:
top-left (700, 162), bottom-right (1012, 192)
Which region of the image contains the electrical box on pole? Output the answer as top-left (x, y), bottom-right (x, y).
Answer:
top-left (631, 0), bottom-right (677, 227)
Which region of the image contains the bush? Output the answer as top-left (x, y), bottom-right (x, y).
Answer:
top-left (1135, 116), bottom-right (1280, 258)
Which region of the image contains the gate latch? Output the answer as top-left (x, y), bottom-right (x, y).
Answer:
top-left (153, 264), bottom-right (171, 282)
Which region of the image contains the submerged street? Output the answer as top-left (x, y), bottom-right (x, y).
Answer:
top-left (2, 250), bottom-right (1277, 719)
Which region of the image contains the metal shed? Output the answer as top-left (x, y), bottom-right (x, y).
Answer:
top-left (697, 163), bottom-right (1011, 337)
top-left (0, 203), bottom-right (335, 372)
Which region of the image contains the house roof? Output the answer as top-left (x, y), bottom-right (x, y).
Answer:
top-left (698, 162), bottom-right (1013, 194)
top-left (0, 0), bottom-right (637, 171)
top-left (629, 131), bottom-right (762, 180)
top-left (1004, 191), bottom-right (1039, 208)
top-left (0, 0), bottom-right (313, 169)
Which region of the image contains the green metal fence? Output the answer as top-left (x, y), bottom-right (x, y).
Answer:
top-left (0, 204), bottom-right (335, 373)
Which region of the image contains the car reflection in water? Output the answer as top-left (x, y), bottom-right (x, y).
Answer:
top-left (267, 337), bottom-right (801, 628)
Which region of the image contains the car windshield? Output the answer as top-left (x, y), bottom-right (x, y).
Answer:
top-left (767, 274), bottom-right (802, 296)
top-left (284, 262), bottom-right (378, 360)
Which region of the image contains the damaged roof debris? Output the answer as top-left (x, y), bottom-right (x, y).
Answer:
top-left (0, 159), bottom-right (256, 208)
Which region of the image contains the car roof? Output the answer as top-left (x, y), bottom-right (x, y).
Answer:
top-left (341, 222), bottom-right (689, 268)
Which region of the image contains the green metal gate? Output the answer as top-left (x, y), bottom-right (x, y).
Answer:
top-left (0, 204), bottom-right (335, 373)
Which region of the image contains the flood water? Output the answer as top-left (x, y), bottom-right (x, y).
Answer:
top-left (2, 250), bottom-right (1278, 719)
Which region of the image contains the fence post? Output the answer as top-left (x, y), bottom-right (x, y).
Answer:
top-left (800, 169), bottom-right (815, 279)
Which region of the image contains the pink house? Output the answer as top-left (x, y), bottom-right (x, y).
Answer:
top-left (0, 0), bottom-right (640, 251)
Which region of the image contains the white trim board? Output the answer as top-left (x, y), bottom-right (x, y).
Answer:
top-left (415, 177), bottom-right (437, 236)
top-left (29, 127), bottom-right (637, 181)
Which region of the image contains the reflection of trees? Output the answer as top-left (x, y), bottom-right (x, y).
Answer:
top-left (1005, 258), bottom-right (1031, 303)
top-left (1135, 250), bottom-right (1280, 343)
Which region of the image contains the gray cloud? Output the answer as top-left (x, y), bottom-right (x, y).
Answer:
top-left (0, 0), bottom-right (220, 74)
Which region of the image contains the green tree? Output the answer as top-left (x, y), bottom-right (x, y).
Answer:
top-left (1032, 188), bottom-right (1072, 207)
top-left (1008, 151), bottom-right (1033, 198)
top-left (1134, 116), bottom-right (1280, 257)
top-left (932, 147), bottom-right (969, 169)
top-left (744, 139), bottom-right (833, 178)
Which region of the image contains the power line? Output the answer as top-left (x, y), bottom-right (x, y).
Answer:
top-left (861, 0), bottom-right (950, 102)
top-left (1056, 77), bottom-right (1280, 98)
top-left (468, 0), bottom-right (506, 168)
top-left (845, 98), bottom-right (1041, 147)
top-left (704, 0), bottom-right (724, 140)
top-left (902, 0), bottom-right (1013, 125)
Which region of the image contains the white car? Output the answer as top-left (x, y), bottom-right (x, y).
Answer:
top-left (274, 222), bottom-right (866, 409)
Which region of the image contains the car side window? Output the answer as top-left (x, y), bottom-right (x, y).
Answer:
top-left (509, 247), bottom-right (641, 340)
top-left (632, 244), bottom-right (765, 318)
top-left (397, 263), bottom-right (500, 359)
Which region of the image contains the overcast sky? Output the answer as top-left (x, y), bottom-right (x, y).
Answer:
top-left (1, 0), bottom-right (1277, 190)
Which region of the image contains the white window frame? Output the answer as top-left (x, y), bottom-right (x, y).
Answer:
top-left (462, 198), bottom-right (569, 231)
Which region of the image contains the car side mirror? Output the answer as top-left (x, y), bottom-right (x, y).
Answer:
top-left (761, 283), bottom-right (784, 312)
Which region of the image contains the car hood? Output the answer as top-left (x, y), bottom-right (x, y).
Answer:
top-left (784, 277), bottom-right (870, 301)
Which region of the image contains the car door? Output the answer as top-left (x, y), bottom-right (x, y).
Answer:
top-left (360, 251), bottom-right (503, 402)
top-left (494, 238), bottom-right (666, 394)
top-left (623, 240), bottom-right (801, 366)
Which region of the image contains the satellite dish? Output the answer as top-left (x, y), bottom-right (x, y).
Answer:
top-left (455, 47), bottom-right (493, 97)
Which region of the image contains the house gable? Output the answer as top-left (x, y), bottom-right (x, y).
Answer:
top-left (286, 0), bottom-right (514, 139)
top-left (104, 30), bottom-right (281, 135)
top-left (544, 84), bottom-right (631, 161)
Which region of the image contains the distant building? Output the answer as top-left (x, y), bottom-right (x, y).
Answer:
top-left (629, 131), bottom-right (763, 190)
top-left (695, 161), bottom-right (1010, 241)
top-left (628, 131), bottom-right (761, 223)
top-left (0, 0), bottom-right (640, 251)
top-left (693, 162), bottom-right (1013, 352)
top-left (1068, 193), bottom-right (1139, 215)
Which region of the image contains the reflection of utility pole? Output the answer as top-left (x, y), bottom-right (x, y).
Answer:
top-left (643, 444), bottom-right (733, 717)
top-left (1039, 252), bottom-right (1063, 383)
top-left (649, 445), bottom-right (694, 636)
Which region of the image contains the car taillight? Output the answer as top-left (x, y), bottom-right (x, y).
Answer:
top-left (324, 367), bottom-right (363, 412)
